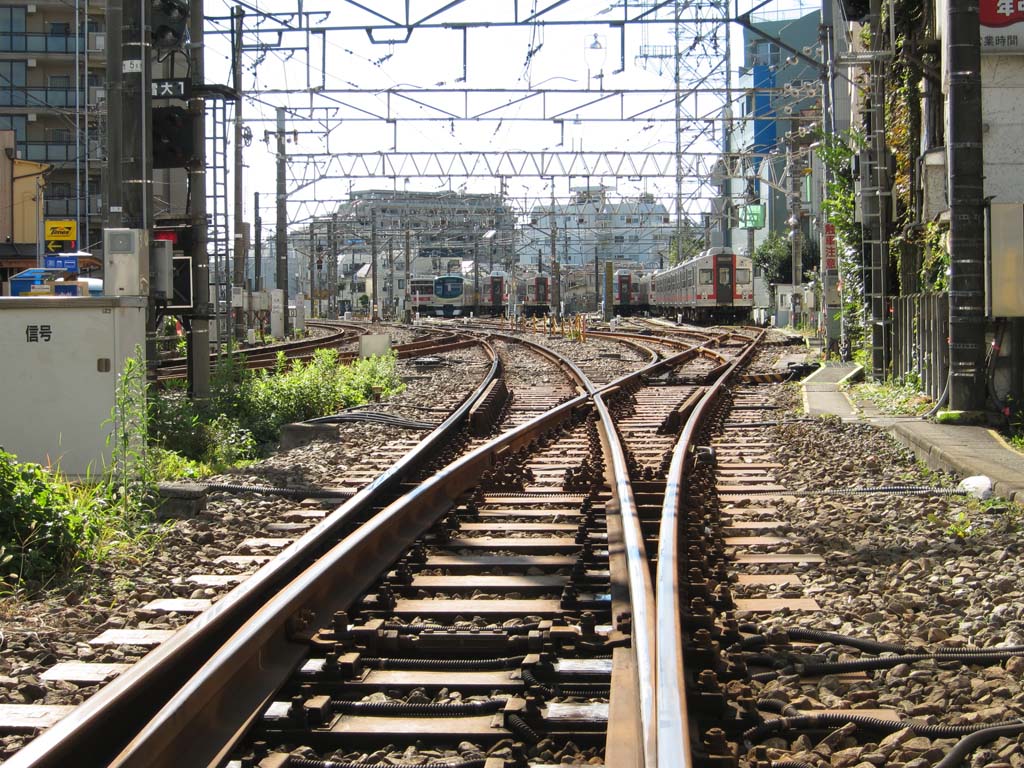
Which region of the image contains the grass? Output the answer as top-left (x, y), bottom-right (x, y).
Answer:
top-left (846, 379), bottom-right (936, 416)
top-left (1, 349), bottom-right (405, 593)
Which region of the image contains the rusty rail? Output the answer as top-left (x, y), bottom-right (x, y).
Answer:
top-left (654, 330), bottom-right (764, 768)
top-left (5, 338), bottom-right (501, 768)
top-left (105, 337), bottom-right (703, 768)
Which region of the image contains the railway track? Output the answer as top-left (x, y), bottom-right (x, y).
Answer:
top-left (4, 323), bottom-right (675, 765)
top-left (5, 322), bottom-right (764, 767)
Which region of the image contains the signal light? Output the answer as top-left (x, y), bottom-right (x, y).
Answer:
top-left (152, 106), bottom-right (195, 168)
top-left (152, 0), bottom-right (189, 50)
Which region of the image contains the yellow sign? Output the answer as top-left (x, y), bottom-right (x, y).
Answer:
top-left (44, 219), bottom-right (77, 240)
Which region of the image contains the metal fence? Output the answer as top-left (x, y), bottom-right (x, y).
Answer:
top-left (891, 292), bottom-right (949, 400)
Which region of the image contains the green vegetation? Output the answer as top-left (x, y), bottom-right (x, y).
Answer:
top-left (0, 348), bottom-right (404, 592)
top-left (847, 378), bottom-right (935, 416)
top-left (928, 499), bottom-right (1023, 539)
top-left (152, 348), bottom-right (404, 458)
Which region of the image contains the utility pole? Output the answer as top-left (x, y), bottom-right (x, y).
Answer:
top-left (550, 185), bottom-right (559, 318)
top-left (231, 6), bottom-right (246, 341)
top-left (473, 235), bottom-right (479, 314)
top-left (275, 106), bottom-right (289, 336)
top-left (104, 0), bottom-right (123, 230)
top-left (787, 141), bottom-right (803, 327)
top-left (404, 227), bottom-right (411, 321)
top-left (254, 191), bottom-right (261, 291)
top-left (863, 0), bottom-right (890, 379)
top-left (371, 208), bottom-right (378, 320)
top-left (329, 213), bottom-right (338, 319)
top-left (308, 220), bottom-right (316, 319)
top-left (946, 0), bottom-right (986, 409)
top-left (387, 238), bottom-right (395, 318)
top-left (188, 0), bottom-right (210, 398)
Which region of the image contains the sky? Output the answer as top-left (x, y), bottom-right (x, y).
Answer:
top-left (198, 0), bottom-right (817, 230)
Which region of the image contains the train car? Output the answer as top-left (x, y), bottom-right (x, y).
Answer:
top-left (649, 247), bottom-right (753, 322)
top-left (410, 275), bottom-right (435, 316)
top-left (610, 269), bottom-right (649, 316)
top-left (478, 270), bottom-right (507, 316)
top-left (431, 273), bottom-right (467, 317)
top-left (521, 272), bottom-right (550, 317)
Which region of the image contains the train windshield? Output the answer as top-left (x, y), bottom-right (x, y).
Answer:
top-left (435, 276), bottom-right (464, 299)
top-left (699, 269), bottom-right (713, 285)
top-left (736, 269), bottom-right (751, 284)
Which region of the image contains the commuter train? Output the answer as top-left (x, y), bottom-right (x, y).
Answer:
top-left (478, 271), bottom-right (507, 316)
top-left (521, 272), bottom-right (551, 317)
top-left (610, 269), bottom-right (650, 316)
top-left (649, 247), bottom-right (753, 322)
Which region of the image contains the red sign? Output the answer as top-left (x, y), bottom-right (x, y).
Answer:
top-left (980, 0), bottom-right (1024, 27)
top-left (823, 223), bottom-right (837, 272)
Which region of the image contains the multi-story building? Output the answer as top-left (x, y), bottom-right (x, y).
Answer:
top-left (521, 187), bottom-right (673, 272)
top-left (723, 6), bottom-right (825, 257)
top-left (0, 1), bottom-right (105, 271)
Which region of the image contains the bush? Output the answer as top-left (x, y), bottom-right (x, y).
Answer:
top-left (0, 450), bottom-right (84, 588)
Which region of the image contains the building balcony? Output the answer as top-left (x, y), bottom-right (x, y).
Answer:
top-left (0, 32), bottom-right (104, 55)
top-left (21, 141), bottom-right (80, 163)
top-left (45, 195), bottom-right (102, 218)
top-left (0, 87), bottom-right (83, 109)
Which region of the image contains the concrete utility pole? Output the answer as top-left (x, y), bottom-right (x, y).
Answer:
top-left (231, 6), bottom-right (246, 340)
top-left (254, 191), bottom-right (262, 291)
top-left (308, 220), bottom-right (317, 319)
top-left (405, 227), bottom-right (412, 321)
top-left (787, 141), bottom-right (803, 326)
top-left (275, 107), bottom-right (289, 336)
top-left (104, 0), bottom-right (123, 230)
top-left (549, 184), bottom-right (560, 317)
top-left (388, 238), bottom-right (395, 318)
top-left (946, 0), bottom-right (987, 409)
top-left (188, 0), bottom-right (210, 398)
top-left (328, 214), bottom-right (338, 319)
top-left (863, 0), bottom-right (890, 380)
top-left (370, 208), bottom-right (378, 320)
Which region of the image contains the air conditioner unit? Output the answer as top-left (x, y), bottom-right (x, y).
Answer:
top-left (88, 32), bottom-right (105, 52)
top-left (27, 113), bottom-right (37, 122)
top-left (88, 87), bottom-right (106, 105)
top-left (27, 4), bottom-right (37, 12)
top-left (27, 59), bottom-right (37, 68)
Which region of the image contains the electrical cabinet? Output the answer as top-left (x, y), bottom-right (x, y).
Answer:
top-left (0, 297), bottom-right (147, 476)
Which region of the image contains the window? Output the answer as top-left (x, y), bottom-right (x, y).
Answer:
top-left (614, 235), bottom-right (624, 244)
top-left (699, 269), bottom-right (713, 285)
top-left (0, 114), bottom-right (26, 142)
top-left (0, 7), bottom-right (26, 34)
top-left (48, 75), bottom-right (70, 89)
top-left (0, 60), bottom-right (27, 106)
top-left (48, 23), bottom-right (70, 36)
top-left (736, 269), bottom-right (751, 284)
top-left (718, 267), bottom-right (730, 285)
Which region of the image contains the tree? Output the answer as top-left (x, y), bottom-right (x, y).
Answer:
top-left (754, 230), bottom-right (814, 285)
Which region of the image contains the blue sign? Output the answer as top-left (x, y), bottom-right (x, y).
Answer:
top-left (44, 255), bottom-right (79, 272)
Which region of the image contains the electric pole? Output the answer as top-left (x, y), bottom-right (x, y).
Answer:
top-left (946, 0), bottom-right (987, 409)
top-left (405, 227), bottom-right (412, 321)
top-left (371, 208), bottom-right (378, 320)
top-left (254, 191), bottom-right (262, 291)
top-left (275, 106), bottom-right (289, 336)
top-left (188, 0), bottom-right (210, 398)
top-left (231, 6), bottom-right (246, 340)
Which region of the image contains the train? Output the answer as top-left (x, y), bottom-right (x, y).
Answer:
top-left (648, 247), bottom-right (753, 322)
top-left (407, 271), bottom-right (552, 318)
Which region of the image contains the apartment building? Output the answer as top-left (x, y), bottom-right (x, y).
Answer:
top-left (0, 1), bottom-right (104, 268)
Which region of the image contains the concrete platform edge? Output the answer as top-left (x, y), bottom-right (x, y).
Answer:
top-left (887, 423), bottom-right (1024, 505)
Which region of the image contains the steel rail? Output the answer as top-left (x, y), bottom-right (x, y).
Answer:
top-left (654, 330), bottom-right (765, 768)
top-left (5, 338), bottom-right (502, 768)
top-left (106, 337), bottom-right (708, 768)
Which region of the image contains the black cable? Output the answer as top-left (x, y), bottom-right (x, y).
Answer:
top-left (751, 649), bottom-right (1024, 682)
top-left (746, 713), bottom-right (1024, 744)
top-left (933, 722), bottom-right (1024, 768)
